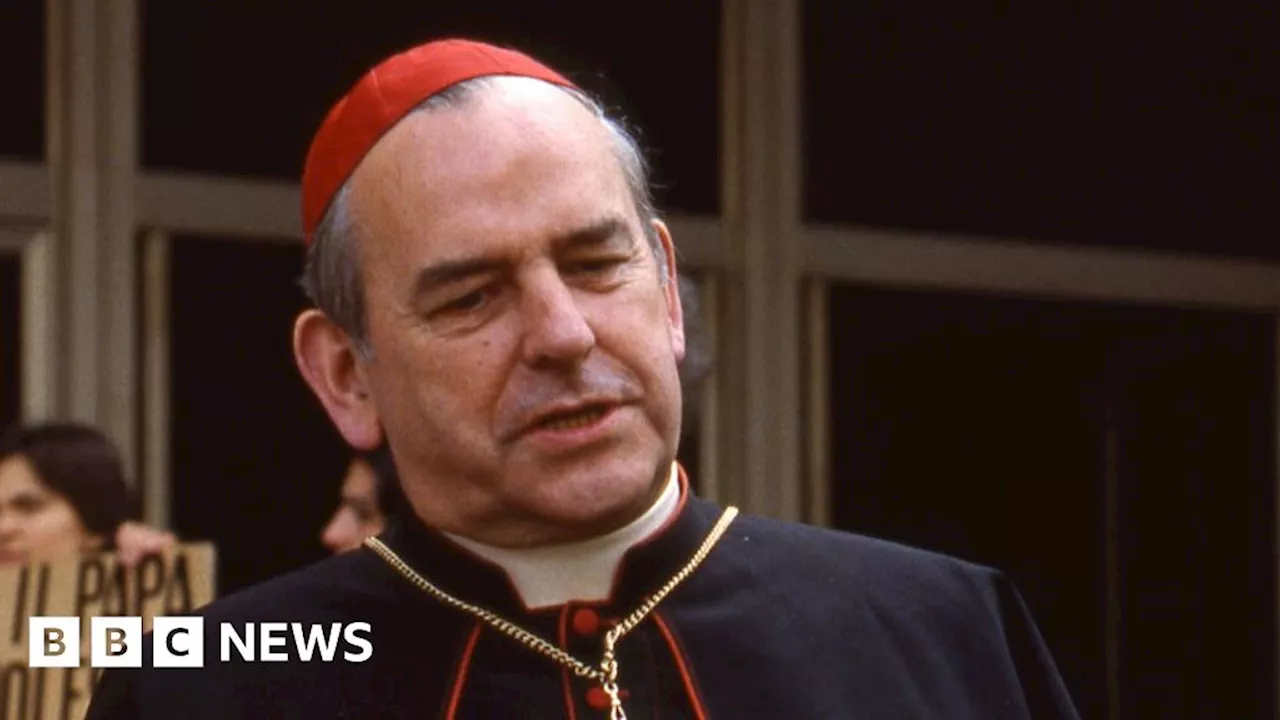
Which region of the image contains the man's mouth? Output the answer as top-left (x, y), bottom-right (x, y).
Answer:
top-left (533, 405), bottom-right (610, 433)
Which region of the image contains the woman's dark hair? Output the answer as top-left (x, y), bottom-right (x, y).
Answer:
top-left (0, 422), bottom-right (134, 545)
top-left (358, 444), bottom-right (409, 522)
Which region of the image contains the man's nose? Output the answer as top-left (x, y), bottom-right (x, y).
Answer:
top-left (519, 272), bottom-right (595, 367)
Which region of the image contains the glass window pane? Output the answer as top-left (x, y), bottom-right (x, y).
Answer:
top-left (0, 254), bottom-right (20, 430)
top-left (1109, 308), bottom-right (1275, 719)
top-left (0, 0), bottom-right (44, 160)
top-left (826, 283), bottom-right (1108, 717)
top-left (803, 2), bottom-right (1279, 260)
top-left (142, 1), bottom-right (720, 213)
top-left (165, 237), bottom-right (347, 593)
top-left (825, 282), bottom-right (1275, 718)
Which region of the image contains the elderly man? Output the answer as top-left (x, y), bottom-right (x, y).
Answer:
top-left (88, 39), bottom-right (1079, 719)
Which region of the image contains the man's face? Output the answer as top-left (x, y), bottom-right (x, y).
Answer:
top-left (344, 78), bottom-right (685, 547)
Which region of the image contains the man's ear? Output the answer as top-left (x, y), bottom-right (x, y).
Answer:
top-left (293, 309), bottom-right (383, 449)
top-left (651, 219), bottom-right (686, 364)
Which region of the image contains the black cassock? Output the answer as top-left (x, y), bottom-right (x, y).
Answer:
top-left (87, 483), bottom-right (1080, 719)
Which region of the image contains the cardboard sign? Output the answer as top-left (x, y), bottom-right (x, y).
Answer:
top-left (0, 544), bottom-right (217, 720)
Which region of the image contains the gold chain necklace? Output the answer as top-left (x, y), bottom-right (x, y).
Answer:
top-left (364, 506), bottom-right (739, 720)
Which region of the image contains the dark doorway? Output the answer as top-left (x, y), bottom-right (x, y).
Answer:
top-left (165, 237), bottom-right (348, 595)
top-left (0, 254), bottom-right (20, 433)
top-left (827, 284), bottom-right (1275, 719)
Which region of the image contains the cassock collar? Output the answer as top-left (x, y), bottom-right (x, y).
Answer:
top-left (441, 464), bottom-right (681, 610)
top-left (375, 463), bottom-right (719, 618)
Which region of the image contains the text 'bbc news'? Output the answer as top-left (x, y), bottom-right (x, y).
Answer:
top-left (28, 617), bottom-right (373, 668)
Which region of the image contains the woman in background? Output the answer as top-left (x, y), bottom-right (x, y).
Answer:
top-left (320, 444), bottom-right (405, 554)
top-left (0, 422), bottom-right (176, 568)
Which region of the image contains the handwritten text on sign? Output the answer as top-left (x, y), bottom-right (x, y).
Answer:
top-left (0, 544), bottom-right (217, 720)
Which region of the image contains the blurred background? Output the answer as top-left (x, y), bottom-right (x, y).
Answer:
top-left (1, 2), bottom-right (1277, 717)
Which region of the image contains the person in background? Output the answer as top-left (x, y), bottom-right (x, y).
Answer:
top-left (320, 444), bottom-right (404, 553)
top-left (0, 422), bottom-right (178, 568)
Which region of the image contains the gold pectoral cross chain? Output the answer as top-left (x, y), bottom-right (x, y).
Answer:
top-left (365, 506), bottom-right (739, 719)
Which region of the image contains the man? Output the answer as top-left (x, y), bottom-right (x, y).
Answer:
top-left (320, 446), bottom-right (404, 554)
top-left (88, 39), bottom-right (1079, 718)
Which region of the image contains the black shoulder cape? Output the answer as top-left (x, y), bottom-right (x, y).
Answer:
top-left (87, 489), bottom-right (1080, 719)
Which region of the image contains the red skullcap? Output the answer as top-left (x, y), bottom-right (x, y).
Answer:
top-left (300, 38), bottom-right (578, 246)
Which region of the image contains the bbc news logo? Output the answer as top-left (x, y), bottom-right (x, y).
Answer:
top-left (28, 617), bottom-right (373, 668)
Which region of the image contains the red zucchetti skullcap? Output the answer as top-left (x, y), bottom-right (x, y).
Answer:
top-left (300, 38), bottom-right (578, 246)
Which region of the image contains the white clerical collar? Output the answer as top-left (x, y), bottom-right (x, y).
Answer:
top-left (443, 463), bottom-right (681, 610)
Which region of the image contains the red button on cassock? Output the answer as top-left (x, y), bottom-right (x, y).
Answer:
top-left (572, 607), bottom-right (600, 636)
top-left (585, 687), bottom-right (611, 711)
top-left (585, 686), bottom-right (629, 710)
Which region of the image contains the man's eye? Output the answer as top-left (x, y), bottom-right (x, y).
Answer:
top-left (568, 258), bottom-right (623, 274)
top-left (441, 290), bottom-right (489, 313)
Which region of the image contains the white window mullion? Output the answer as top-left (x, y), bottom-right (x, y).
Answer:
top-left (20, 230), bottom-right (55, 422)
top-left (719, 0), bottom-right (806, 522)
top-left (803, 223), bottom-right (1280, 310)
top-left (141, 230), bottom-right (171, 528)
top-left (44, 0), bottom-right (140, 479)
top-left (714, 0), bottom-right (750, 511)
top-left (100, 0), bottom-right (140, 482)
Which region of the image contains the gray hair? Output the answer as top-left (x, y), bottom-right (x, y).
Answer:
top-left (300, 77), bottom-right (666, 358)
